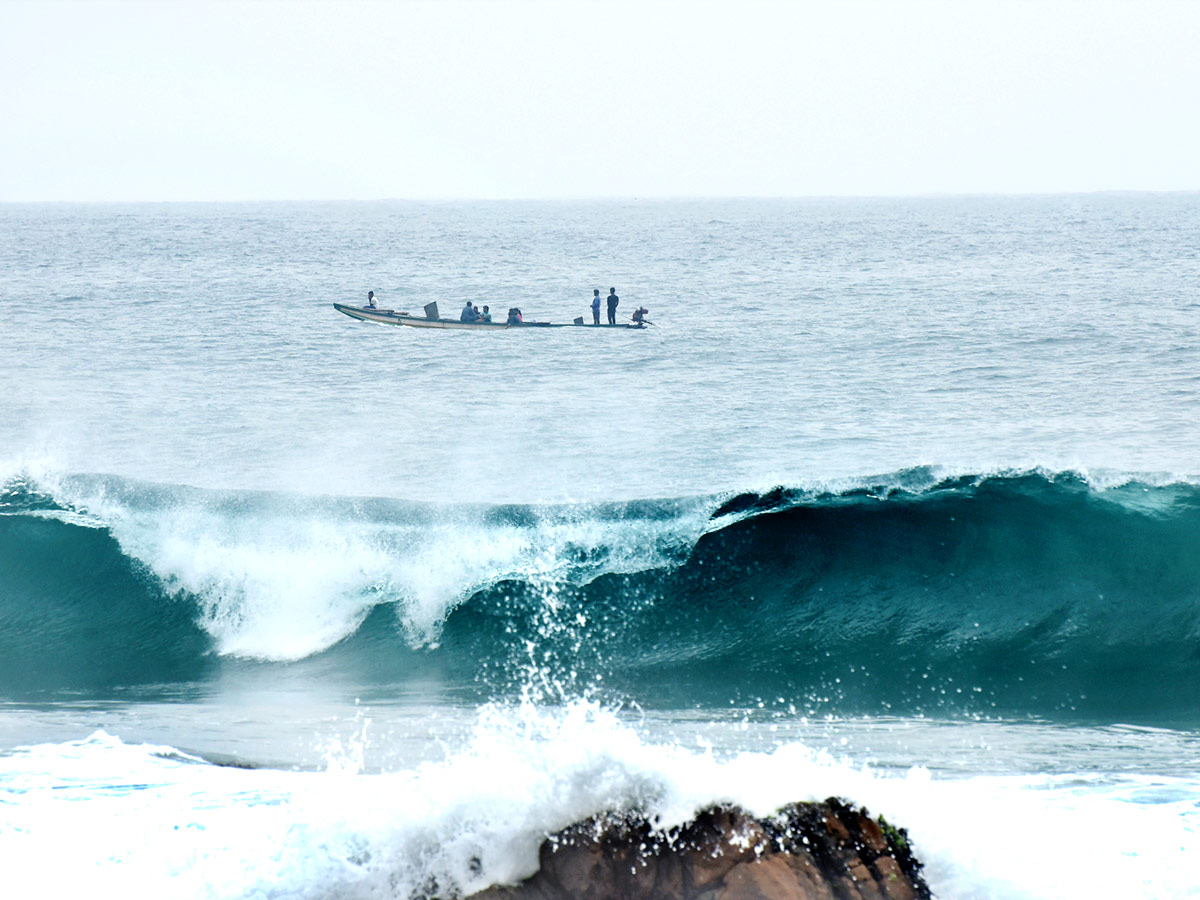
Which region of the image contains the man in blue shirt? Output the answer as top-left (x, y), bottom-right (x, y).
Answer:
top-left (461, 301), bottom-right (479, 322)
top-left (591, 289), bottom-right (601, 325)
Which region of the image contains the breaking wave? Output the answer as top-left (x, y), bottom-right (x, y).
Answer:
top-left (3, 469), bottom-right (1200, 722)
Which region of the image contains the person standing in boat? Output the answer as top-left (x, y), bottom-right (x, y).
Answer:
top-left (606, 287), bottom-right (619, 325)
top-left (461, 301), bottom-right (479, 322)
top-left (591, 289), bottom-right (602, 325)
top-left (367, 291), bottom-right (377, 309)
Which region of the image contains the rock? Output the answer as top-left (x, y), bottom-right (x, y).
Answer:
top-left (467, 798), bottom-right (930, 900)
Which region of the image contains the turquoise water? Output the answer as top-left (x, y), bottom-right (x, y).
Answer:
top-left (2, 196), bottom-right (1200, 898)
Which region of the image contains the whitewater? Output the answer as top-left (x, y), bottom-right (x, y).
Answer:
top-left (2, 195), bottom-right (1199, 899)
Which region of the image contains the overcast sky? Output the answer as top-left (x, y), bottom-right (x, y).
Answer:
top-left (2, 0), bottom-right (1198, 201)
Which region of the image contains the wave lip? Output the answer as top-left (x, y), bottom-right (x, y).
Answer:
top-left (0, 473), bottom-right (714, 673)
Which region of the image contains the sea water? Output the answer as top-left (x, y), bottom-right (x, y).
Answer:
top-left (1, 196), bottom-right (1199, 898)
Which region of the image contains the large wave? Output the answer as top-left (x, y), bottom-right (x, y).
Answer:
top-left (3, 470), bottom-right (1199, 722)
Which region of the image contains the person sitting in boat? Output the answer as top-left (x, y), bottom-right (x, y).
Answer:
top-left (632, 306), bottom-right (649, 325)
top-left (479, 305), bottom-right (493, 323)
top-left (461, 301), bottom-right (480, 323)
top-left (367, 291), bottom-right (377, 309)
top-left (506, 307), bottom-right (523, 325)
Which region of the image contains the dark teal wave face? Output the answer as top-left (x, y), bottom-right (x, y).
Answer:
top-left (0, 514), bottom-right (214, 693)
top-left (4, 472), bottom-right (1200, 724)
top-left (571, 473), bottom-right (1200, 722)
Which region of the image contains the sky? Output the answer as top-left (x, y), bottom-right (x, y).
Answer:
top-left (2, 0), bottom-right (1199, 201)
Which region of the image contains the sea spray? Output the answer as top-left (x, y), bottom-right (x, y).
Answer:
top-left (10, 472), bottom-right (711, 660)
top-left (5, 704), bottom-right (1199, 900)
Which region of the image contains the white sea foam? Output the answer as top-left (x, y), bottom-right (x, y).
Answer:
top-left (2, 706), bottom-right (1198, 900)
top-left (29, 474), bottom-right (712, 660)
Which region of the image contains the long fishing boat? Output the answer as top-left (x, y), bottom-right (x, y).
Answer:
top-left (333, 301), bottom-right (648, 330)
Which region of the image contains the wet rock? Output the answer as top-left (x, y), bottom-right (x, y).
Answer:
top-left (468, 798), bottom-right (930, 900)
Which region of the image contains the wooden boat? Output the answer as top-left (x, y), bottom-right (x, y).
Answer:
top-left (333, 301), bottom-right (647, 330)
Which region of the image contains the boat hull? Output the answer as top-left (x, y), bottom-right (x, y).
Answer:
top-left (333, 304), bottom-right (644, 329)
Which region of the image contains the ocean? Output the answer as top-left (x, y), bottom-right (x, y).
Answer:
top-left (2, 195), bottom-right (1199, 898)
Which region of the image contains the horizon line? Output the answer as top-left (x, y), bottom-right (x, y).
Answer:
top-left (3, 188), bottom-right (1199, 206)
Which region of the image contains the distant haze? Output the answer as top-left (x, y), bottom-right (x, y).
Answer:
top-left (3, 0), bottom-right (1198, 202)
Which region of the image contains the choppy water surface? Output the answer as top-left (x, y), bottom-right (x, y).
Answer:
top-left (2, 196), bottom-right (1200, 899)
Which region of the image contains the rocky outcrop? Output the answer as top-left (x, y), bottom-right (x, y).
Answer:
top-left (469, 798), bottom-right (930, 900)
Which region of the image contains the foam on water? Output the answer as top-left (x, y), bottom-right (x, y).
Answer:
top-left (2, 705), bottom-right (1198, 900)
top-left (27, 471), bottom-right (711, 660)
